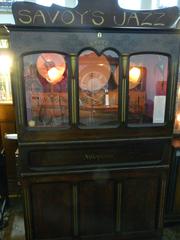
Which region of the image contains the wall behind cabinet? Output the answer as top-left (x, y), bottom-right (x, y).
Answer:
top-left (0, 104), bottom-right (18, 195)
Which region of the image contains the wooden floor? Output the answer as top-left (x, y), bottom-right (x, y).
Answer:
top-left (0, 197), bottom-right (25, 240)
top-left (1, 197), bottom-right (180, 240)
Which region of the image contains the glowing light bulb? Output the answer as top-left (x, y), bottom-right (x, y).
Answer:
top-left (176, 113), bottom-right (180, 122)
top-left (47, 67), bottom-right (64, 84)
top-left (0, 54), bottom-right (12, 74)
top-left (129, 67), bottom-right (141, 83)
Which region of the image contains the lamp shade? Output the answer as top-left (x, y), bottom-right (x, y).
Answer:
top-left (114, 66), bottom-right (141, 89)
top-left (36, 53), bottom-right (66, 84)
top-left (79, 52), bottom-right (111, 92)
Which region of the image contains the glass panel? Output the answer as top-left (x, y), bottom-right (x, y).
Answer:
top-left (78, 50), bottom-right (119, 128)
top-left (128, 54), bottom-right (168, 125)
top-left (0, 52), bottom-right (12, 103)
top-left (23, 52), bottom-right (69, 128)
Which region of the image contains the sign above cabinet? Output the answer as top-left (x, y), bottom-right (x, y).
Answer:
top-left (12, 0), bottom-right (179, 28)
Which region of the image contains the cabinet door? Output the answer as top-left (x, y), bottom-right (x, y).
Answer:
top-left (122, 178), bottom-right (159, 232)
top-left (165, 149), bottom-right (180, 223)
top-left (31, 182), bottom-right (72, 239)
top-left (22, 168), bottom-right (166, 240)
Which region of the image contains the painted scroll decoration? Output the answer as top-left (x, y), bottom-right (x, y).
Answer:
top-left (12, 0), bottom-right (179, 28)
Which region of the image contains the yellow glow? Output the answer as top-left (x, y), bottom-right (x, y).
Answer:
top-left (178, 87), bottom-right (180, 96)
top-left (47, 67), bottom-right (64, 84)
top-left (129, 67), bottom-right (141, 83)
top-left (0, 54), bottom-right (12, 73)
top-left (177, 113), bottom-right (180, 122)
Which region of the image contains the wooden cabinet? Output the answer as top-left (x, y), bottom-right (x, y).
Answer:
top-left (22, 166), bottom-right (166, 240)
top-left (8, 2), bottom-right (180, 239)
top-left (16, 138), bottom-right (171, 240)
top-left (165, 139), bottom-right (180, 223)
top-left (165, 40), bottom-right (180, 223)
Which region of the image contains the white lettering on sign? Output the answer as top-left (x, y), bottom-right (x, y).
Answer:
top-left (17, 9), bottom-right (166, 27)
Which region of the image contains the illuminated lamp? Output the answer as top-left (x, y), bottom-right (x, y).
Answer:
top-left (129, 66), bottom-right (141, 89)
top-left (36, 53), bottom-right (66, 85)
top-left (114, 66), bottom-right (141, 89)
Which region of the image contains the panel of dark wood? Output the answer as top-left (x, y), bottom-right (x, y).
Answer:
top-left (173, 163), bottom-right (180, 214)
top-left (165, 145), bottom-right (180, 224)
top-left (79, 180), bottom-right (115, 236)
top-left (122, 177), bottom-right (158, 232)
top-left (21, 166), bottom-right (167, 240)
top-left (0, 104), bottom-right (16, 122)
top-left (31, 182), bottom-right (72, 239)
top-left (23, 139), bottom-right (170, 171)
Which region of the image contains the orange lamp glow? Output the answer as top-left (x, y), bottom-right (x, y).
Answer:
top-left (36, 53), bottom-right (66, 85)
top-left (176, 113), bottom-right (180, 122)
top-left (129, 67), bottom-right (141, 83)
top-left (47, 66), bottom-right (64, 84)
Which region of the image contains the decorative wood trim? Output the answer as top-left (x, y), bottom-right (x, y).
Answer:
top-left (158, 175), bottom-right (167, 229)
top-left (71, 55), bottom-right (77, 124)
top-left (73, 184), bottom-right (79, 236)
top-left (23, 184), bottom-right (33, 240)
top-left (116, 182), bottom-right (122, 232)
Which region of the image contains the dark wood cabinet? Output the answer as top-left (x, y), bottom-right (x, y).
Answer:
top-left (8, 2), bottom-right (180, 239)
top-left (21, 166), bottom-right (166, 240)
top-left (165, 139), bottom-right (180, 223)
top-left (15, 138), bottom-right (171, 240)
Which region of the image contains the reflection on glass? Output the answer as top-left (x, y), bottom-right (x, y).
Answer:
top-left (78, 50), bottom-right (119, 128)
top-left (128, 54), bottom-right (168, 124)
top-left (23, 53), bottom-right (69, 128)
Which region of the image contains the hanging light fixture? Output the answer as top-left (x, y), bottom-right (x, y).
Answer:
top-left (129, 66), bottom-right (141, 89)
top-left (36, 53), bottom-right (66, 85)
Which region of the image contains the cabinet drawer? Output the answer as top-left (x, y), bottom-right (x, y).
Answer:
top-left (20, 139), bottom-right (170, 171)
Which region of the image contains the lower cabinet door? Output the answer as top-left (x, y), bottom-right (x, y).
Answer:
top-left (22, 167), bottom-right (167, 240)
top-left (165, 149), bottom-right (180, 223)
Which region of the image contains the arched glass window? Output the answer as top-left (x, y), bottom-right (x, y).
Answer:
top-left (23, 52), bottom-right (70, 128)
top-left (78, 49), bottom-right (119, 128)
top-left (128, 53), bottom-right (169, 125)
